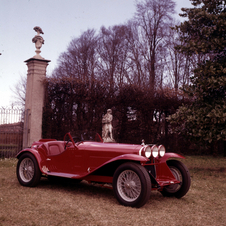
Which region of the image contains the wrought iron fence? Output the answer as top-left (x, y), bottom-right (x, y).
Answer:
top-left (0, 107), bottom-right (24, 158)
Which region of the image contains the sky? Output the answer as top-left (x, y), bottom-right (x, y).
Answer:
top-left (0, 0), bottom-right (192, 107)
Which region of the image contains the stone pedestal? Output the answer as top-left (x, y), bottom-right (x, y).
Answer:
top-left (23, 57), bottom-right (50, 148)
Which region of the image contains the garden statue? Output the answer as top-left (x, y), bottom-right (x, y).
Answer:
top-left (102, 109), bottom-right (115, 142)
top-left (32, 26), bottom-right (44, 59)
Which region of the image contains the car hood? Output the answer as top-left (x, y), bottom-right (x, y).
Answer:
top-left (78, 141), bottom-right (142, 154)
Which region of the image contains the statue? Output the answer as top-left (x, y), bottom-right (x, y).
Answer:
top-left (102, 109), bottom-right (115, 142)
top-left (32, 26), bottom-right (44, 59)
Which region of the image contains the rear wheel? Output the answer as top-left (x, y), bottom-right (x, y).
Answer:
top-left (16, 153), bottom-right (41, 187)
top-left (161, 160), bottom-right (191, 198)
top-left (113, 162), bottom-right (151, 208)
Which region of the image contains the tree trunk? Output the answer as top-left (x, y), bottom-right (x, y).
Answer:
top-left (213, 141), bottom-right (218, 157)
top-left (224, 141), bottom-right (226, 157)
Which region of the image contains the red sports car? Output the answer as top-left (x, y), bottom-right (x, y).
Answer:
top-left (16, 132), bottom-right (191, 208)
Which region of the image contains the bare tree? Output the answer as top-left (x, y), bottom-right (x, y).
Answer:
top-left (54, 29), bottom-right (98, 82)
top-left (163, 23), bottom-right (187, 91)
top-left (11, 75), bottom-right (26, 108)
top-left (97, 25), bottom-right (130, 92)
top-left (133, 0), bottom-right (176, 94)
top-left (125, 21), bottom-right (148, 89)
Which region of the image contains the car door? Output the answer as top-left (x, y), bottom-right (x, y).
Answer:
top-left (45, 142), bottom-right (72, 173)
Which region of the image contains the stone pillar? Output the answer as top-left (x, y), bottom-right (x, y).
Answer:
top-left (23, 27), bottom-right (50, 148)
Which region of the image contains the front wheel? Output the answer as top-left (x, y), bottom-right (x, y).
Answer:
top-left (161, 160), bottom-right (191, 198)
top-left (16, 153), bottom-right (41, 187)
top-left (113, 162), bottom-right (151, 208)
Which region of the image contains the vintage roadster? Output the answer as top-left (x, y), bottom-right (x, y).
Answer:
top-left (16, 132), bottom-right (191, 208)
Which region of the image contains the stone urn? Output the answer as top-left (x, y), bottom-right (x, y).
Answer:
top-left (32, 26), bottom-right (45, 58)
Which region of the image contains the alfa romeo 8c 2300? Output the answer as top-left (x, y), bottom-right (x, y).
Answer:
top-left (16, 132), bottom-right (191, 208)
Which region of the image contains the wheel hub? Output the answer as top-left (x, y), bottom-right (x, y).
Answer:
top-left (125, 181), bottom-right (136, 189)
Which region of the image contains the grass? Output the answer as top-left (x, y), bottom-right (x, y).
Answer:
top-left (0, 144), bottom-right (19, 158)
top-left (0, 156), bottom-right (226, 226)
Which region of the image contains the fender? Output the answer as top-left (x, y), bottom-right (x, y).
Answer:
top-left (86, 153), bottom-right (149, 176)
top-left (86, 153), bottom-right (182, 177)
top-left (157, 152), bottom-right (185, 163)
top-left (104, 153), bottom-right (149, 165)
top-left (16, 149), bottom-right (46, 174)
top-left (82, 153), bottom-right (149, 183)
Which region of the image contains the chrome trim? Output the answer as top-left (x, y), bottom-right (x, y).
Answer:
top-left (139, 146), bottom-right (145, 156)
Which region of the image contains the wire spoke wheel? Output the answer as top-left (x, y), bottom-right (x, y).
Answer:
top-left (17, 153), bottom-right (41, 187)
top-left (117, 170), bottom-right (141, 202)
top-left (113, 162), bottom-right (151, 208)
top-left (19, 158), bottom-right (35, 183)
top-left (160, 160), bottom-right (191, 198)
top-left (164, 166), bottom-right (182, 193)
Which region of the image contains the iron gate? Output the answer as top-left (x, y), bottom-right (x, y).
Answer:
top-left (0, 107), bottom-right (24, 158)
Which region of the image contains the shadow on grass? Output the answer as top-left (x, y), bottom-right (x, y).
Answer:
top-left (37, 177), bottom-right (115, 201)
top-left (35, 176), bottom-right (170, 207)
top-left (37, 176), bottom-right (183, 208)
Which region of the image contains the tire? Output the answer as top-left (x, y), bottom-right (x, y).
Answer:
top-left (16, 153), bottom-right (41, 187)
top-left (113, 162), bottom-right (151, 208)
top-left (161, 160), bottom-right (191, 198)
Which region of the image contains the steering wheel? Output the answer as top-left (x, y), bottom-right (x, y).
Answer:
top-left (65, 136), bottom-right (80, 149)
